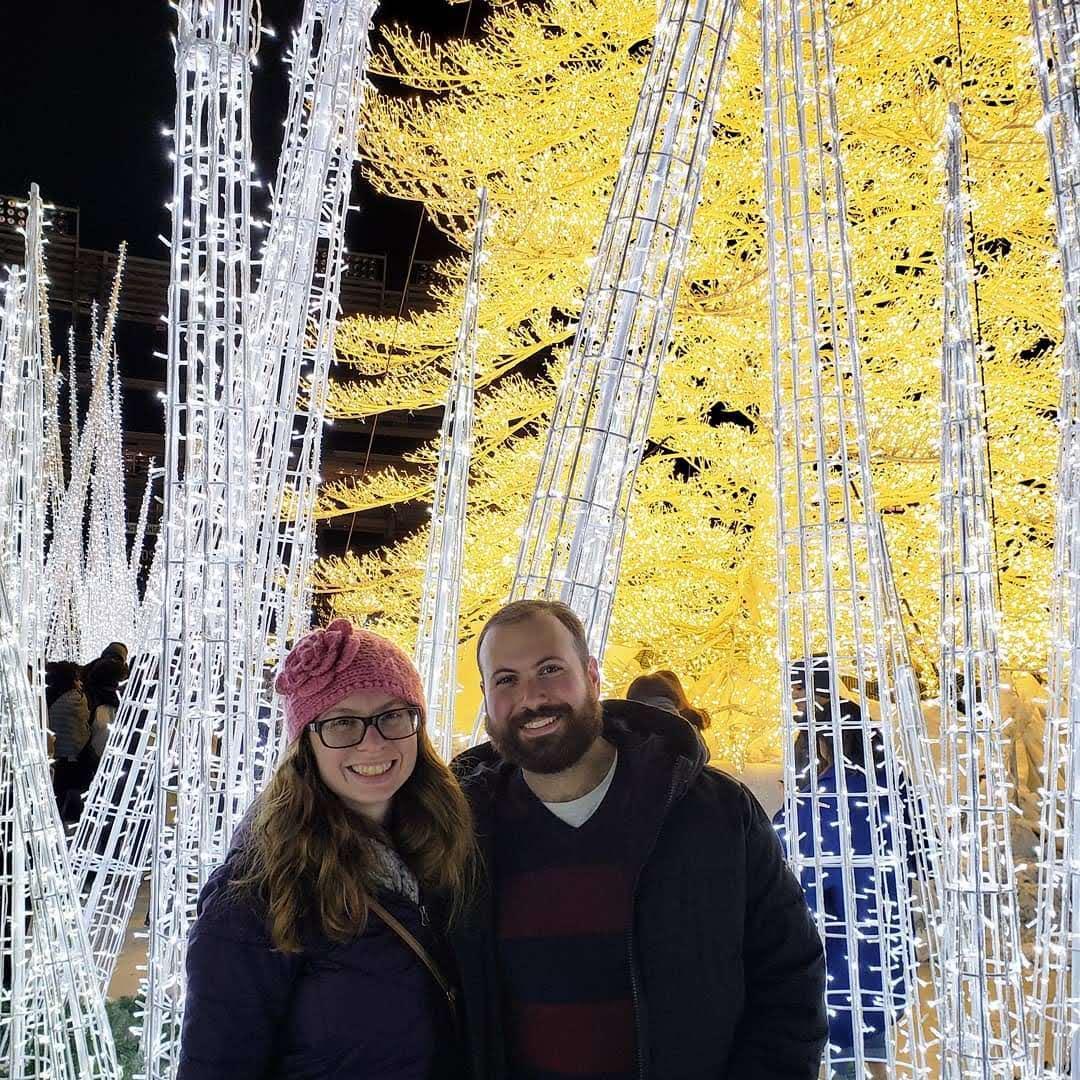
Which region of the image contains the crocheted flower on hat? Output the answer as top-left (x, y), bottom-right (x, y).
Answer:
top-left (274, 618), bottom-right (361, 698)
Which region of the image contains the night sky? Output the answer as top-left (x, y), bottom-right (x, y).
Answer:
top-left (0, 1), bottom-right (481, 281)
top-left (0, 1), bottom-right (490, 559)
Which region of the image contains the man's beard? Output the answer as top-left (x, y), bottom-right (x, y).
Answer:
top-left (487, 691), bottom-right (604, 775)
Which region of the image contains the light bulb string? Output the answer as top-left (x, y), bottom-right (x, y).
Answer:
top-left (952, 0), bottom-right (1004, 605)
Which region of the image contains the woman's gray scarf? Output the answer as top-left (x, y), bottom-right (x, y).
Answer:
top-left (368, 838), bottom-right (419, 905)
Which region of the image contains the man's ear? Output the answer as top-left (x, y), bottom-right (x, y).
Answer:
top-left (587, 656), bottom-right (600, 690)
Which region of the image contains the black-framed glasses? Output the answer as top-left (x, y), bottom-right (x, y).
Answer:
top-left (310, 706), bottom-right (422, 749)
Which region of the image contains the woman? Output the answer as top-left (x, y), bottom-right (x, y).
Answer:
top-left (178, 619), bottom-right (475, 1079)
top-left (626, 669), bottom-right (711, 731)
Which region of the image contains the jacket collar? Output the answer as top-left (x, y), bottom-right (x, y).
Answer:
top-left (452, 698), bottom-right (708, 824)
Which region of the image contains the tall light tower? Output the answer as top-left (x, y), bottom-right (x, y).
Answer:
top-left (504, 0), bottom-right (741, 660)
top-left (936, 103), bottom-right (1030, 1079)
top-left (416, 190), bottom-right (487, 760)
top-left (1028, 2), bottom-right (1080, 1073)
top-left (762, 0), bottom-right (935, 1074)
top-left (42, 246), bottom-right (127, 663)
top-left (142, 2), bottom-right (258, 1073)
top-left (246, 0), bottom-right (378, 767)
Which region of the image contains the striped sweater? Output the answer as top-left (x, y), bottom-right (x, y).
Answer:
top-left (494, 764), bottom-right (636, 1080)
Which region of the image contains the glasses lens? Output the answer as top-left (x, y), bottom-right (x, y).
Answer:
top-left (378, 708), bottom-right (419, 739)
top-left (321, 717), bottom-right (366, 748)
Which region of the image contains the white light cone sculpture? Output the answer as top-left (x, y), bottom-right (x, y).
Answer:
top-left (143, 1), bottom-right (375, 1072)
top-left (1028, 1), bottom-right (1080, 1074)
top-left (415, 190), bottom-right (487, 762)
top-left (142, 2), bottom-right (258, 1074)
top-left (762, 0), bottom-right (935, 1074)
top-left (247, 0), bottom-right (377, 769)
top-left (502, 0), bottom-right (741, 659)
top-left (936, 103), bottom-right (1031, 1078)
top-left (43, 248), bottom-right (129, 664)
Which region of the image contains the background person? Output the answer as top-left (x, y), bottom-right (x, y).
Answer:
top-left (178, 619), bottom-right (475, 1079)
top-left (46, 659), bottom-right (94, 824)
top-left (625, 668), bottom-right (710, 731)
top-left (82, 641), bottom-right (129, 757)
top-left (774, 659), bottom-right (908, 1080)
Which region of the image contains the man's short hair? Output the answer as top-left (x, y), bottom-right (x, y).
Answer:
top-left (476, 599), bottom-right (591, 676)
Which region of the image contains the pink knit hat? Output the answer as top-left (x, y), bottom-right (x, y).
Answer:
top-left (274, 618), bottom-right (425, 743)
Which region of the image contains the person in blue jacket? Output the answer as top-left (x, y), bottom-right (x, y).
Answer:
top-left (774, 660), bottom-right (910, 1080)
top-left (178, 620), bottom-right (476, 1079)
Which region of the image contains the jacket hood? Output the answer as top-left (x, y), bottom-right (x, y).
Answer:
top-left (453, 697), bottom-right (708, 804)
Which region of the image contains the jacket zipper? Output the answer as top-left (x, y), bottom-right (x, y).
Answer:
top-left (627, 758), bottom-right (688, 1080)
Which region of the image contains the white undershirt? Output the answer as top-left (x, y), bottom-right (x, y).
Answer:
top-left (539, 750), bottom-right (619, 828)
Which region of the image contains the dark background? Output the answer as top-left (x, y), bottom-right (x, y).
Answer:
top-left (0, 1), bottom-right (491, 559)
top-left (0, 0), bottom-right (486, 278)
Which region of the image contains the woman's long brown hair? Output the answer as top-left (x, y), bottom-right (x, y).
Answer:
top-left (231, 724), bottom-right (476, 954)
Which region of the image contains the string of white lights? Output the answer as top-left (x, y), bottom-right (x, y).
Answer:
top-left (70, 528), bottom-right (167, 995)
top-left (761, 0), bottom-right (935, 1074)
top-left (40, 270), bottom-right (65, 538)
top-left (142, 1), bottom-right (258, 1073)
top-left (500, 0), bottom-right (741, 660)
top-left (1027, 1), bottom-right (1080, 1073)
top-left (415, 190), bottom-right (487, 762)
top-left (0, 574), bottom-right (120, 1078)
top-left (936, 102), bottom-right (1031, 1078)
top-left (43, 248), bottom-right (129, 663)
top-left (0, 190), bottom-right (119, 1077)
top-left (246, 0), bottom-right (377, 770)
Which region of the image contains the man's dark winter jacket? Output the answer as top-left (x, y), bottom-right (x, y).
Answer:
top-left (177, 848), bottom-right (459, 1080)
top-left (449, 700), bottom-right (827, 1080)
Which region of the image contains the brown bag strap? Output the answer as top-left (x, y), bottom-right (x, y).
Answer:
top-left (368, 897), bottom-right (458, 1027)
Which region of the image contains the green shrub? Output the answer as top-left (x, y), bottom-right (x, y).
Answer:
top-left (106, 997), bottom-right (142, 1078)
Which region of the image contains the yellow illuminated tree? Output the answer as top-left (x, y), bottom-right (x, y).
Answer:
top-left (314, 0), bottom-right (1061, 765)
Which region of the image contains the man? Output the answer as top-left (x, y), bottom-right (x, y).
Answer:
top-left (451, 599), bottom-right (827, 1080)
